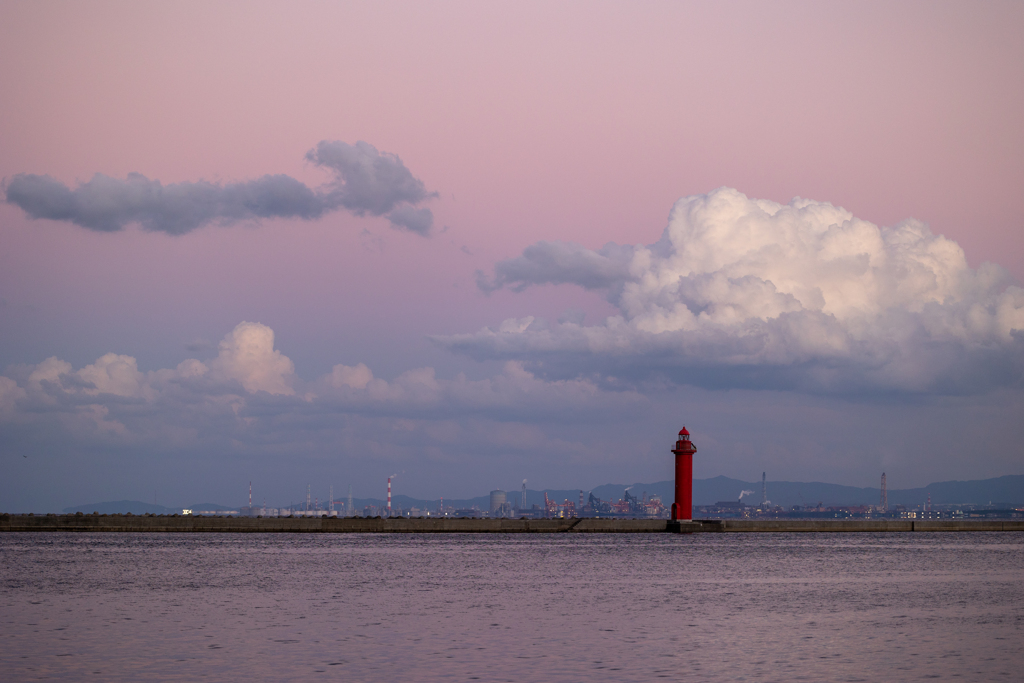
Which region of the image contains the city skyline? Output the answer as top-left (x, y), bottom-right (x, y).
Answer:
top-left (60, 472), bottom-right (1024, 518)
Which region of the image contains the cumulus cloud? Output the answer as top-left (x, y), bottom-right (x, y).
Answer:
top-left (28, 357), bottom-right (73, 385)
top-left (12, 321), bottom-right (294, 405)
top-left (19, 354), bottom-right (147, 400)
top-left (77, 354), bottom-right (148, 397)
top-left (0, 376), bottom-right (26, 415)
top-left (331, 363), bottom-right (374, 390)
top-left (444, 188), bottom-right (1024, 394)
top-left (0, 322), bottom-right (641, 450)
top-left (4, 140), bottom-right (435, 235)
top-left (208, 322), bottom-right (295, 395)
top-left (315, 360), bottom-right (637, 421)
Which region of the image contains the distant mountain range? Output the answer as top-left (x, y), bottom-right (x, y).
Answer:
top-left (61, 474), bottom-right (1023, 514)
top-left (60, 501), bottom-right (234, 515)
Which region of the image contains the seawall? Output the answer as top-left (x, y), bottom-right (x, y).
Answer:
top-left (2, 514), bottom-right (1022, 533)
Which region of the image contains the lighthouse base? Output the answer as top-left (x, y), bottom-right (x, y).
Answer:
top-left (671, 503), bottom-right (692, 522)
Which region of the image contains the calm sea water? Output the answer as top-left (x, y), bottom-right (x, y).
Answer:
top-left (2, 532), bottom-right (1022, 682)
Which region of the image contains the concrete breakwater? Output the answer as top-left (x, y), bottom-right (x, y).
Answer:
top-left (2, 514), bottom-right (1022, 533)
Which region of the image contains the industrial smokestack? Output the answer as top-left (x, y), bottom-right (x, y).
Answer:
top-left (387, 474), bottom-right (397, 517)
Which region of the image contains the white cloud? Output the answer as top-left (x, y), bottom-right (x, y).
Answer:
top-left (28, 357), bottom-right (73, 385)
top-left (209, 322), bottom-right (295, 395)
top-left (77, 353), bottom-right (146, 397)
top-left (22, 354), bottom-right (148, 400)
top-left (175, 358), bottom-right (209, 379)
top-left (331, 363), bottom-right (373, 390)
top-left (450, 188), bottom-right (1024, 394)
top-left (0, 376), bottom-right (26, 415)
top-left (317, 360), bottom-right (640, 420)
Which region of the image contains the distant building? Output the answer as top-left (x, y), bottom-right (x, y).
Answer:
top-left (490, 490), bottom-right (506, 514)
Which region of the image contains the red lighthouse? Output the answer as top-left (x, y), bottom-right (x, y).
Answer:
top-left (671, 427), bottom-right (697, 521)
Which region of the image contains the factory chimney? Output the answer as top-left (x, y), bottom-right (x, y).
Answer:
top-left (671, 427), bottom-right (697, 521)
top-left (387, 475), bottom-right (395, 517)
top-left (881, 473), bottom-right (888, 512)
top-left (761, 472), bottom-right (767, 508)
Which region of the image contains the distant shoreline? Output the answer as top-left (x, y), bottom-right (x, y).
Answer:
top-left (2, 514), bottom-right (1023, 534)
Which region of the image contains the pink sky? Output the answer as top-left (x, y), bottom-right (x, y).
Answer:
top-left (1, 1), bottom-right (1022, 510)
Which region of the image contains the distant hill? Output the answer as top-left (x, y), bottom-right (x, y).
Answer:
top-left (62, 501), bottom-right (235, 515)
top-left (62, 500), bottom-right (180, 515)
top-left (185, 503), bottom-right (236, 512)
top-left (887, 475), bottom-right (1024, 507)
top-left (587, 475), bottom-right (1024, 508)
